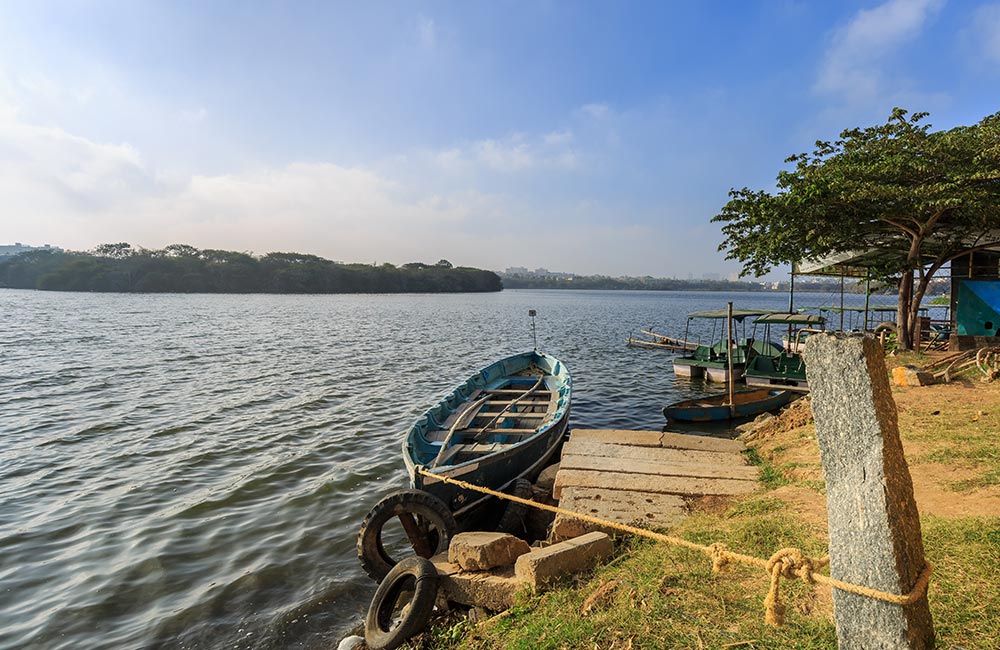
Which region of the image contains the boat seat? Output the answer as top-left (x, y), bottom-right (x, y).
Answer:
top-left (753, 357), bottom-right (777, 373)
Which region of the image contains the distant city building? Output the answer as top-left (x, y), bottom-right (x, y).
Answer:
top-left (0, 242), bottom-right (62, 257)
top-left (501, 266), bottom-right (575, 279)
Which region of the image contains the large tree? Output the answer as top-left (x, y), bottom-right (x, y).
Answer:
top-left (713, 108), bottom-right (1000, 349)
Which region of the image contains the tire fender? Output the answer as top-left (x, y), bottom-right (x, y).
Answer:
top-left (495, 478), bottom-right (534, 535)
top-left (364, 556), bottom-right (439, 650)
top-left (357, 489), bottom-right (458, 582)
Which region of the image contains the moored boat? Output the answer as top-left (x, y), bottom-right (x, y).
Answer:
top-left (402, 350), bottom-right (571, 516)
top-left (663, 388), bottom-right (793, 422)
top-left (358, 350), bottom-right (571, 581)
top-left (671, 309), bottom-right (781, 382)
top-left (626, 329), bottom-right (699, 352)
top-left (743, 313), bottom-right (826, 392)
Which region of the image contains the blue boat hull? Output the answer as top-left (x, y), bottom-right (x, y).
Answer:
top-left (402, 351), bottom-right (572, 518)
top-left (663, 388), bottom-right (792, 423)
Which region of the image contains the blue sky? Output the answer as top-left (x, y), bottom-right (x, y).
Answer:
top-left (1, 0), bottom-right (998, 277)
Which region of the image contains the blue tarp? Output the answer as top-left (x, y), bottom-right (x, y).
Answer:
top-left (956, 280), bottom-right (1000, 336)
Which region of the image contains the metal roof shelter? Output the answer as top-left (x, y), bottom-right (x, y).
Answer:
top-left (686, 309), bottom-right (779, 321)
top-left (791, 238), bottom-right (1000, 334)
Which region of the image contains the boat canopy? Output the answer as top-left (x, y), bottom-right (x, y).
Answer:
top-left (755, 313), bottom-right (826, 326)
top-left (813, 305), bottom-right (928, 314)
top-left (685, 309), bottom-right (779, 321)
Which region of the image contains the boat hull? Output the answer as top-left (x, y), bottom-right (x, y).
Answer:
top-left (401, 351), bottom-right (572, 519)
top-left (663, 389), bottom-right (793, 423)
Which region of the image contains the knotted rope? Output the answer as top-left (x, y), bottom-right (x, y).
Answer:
top-left (416, 468), bottom-right (932, 627)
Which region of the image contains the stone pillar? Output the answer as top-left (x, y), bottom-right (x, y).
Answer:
top-left (804, 333), bottom-right (934, 650)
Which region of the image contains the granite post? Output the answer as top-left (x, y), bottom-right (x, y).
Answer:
top-left (804, 333), bottom-right (934, 650)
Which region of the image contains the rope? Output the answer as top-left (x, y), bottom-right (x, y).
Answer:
top-left (416, 468), bottom-right (932, 627)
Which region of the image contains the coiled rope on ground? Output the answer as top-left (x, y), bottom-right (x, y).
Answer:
top-left (416, 468), bottom-right (932, 626)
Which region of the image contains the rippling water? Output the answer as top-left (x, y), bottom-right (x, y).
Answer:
top-left (1, 288), bottom-right (839, 649)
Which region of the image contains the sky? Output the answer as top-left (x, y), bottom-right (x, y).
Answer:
top-left (1, 0), bottom-right (999, 278)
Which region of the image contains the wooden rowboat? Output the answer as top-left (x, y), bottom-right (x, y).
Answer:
top-left (402, 351), bottom-right (571, 518)
top-left (626, 329), bottom-right (699, 352)
top-left (663, 388), bottom-right (793, 423)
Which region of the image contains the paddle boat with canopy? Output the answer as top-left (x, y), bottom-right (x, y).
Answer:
top-left (671, 308), bottom-right (782, 383)
top-left (743, 312), bottom-right (826, 392)
top-left (664, 302), bottom-right (795, 422)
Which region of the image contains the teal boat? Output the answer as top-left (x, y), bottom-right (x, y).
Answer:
top-left (402, 351), bottom-right (571, 517)
top-left (358, 351), bottom-right (571, 582)
top-left (672, 309), bottom-right (782, 382)
top-left (663, 388), bottom-right (794, 423)
top-left (743, 313), bottom-right (826, 392)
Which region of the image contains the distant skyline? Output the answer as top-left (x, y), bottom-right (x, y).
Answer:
top-left (2, 1), bottom-right (998, 278)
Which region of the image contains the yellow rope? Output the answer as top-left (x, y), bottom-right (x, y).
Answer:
top-left (416, 468), bottom-right (932, 626)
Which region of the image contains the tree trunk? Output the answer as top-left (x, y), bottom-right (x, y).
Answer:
top-left (897, 272), bottom-right (913, 350)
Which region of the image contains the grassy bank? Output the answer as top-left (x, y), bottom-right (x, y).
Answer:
top-left (419, 358), bottom-right (1000, 649)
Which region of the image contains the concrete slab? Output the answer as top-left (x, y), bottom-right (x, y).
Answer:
top-left (553, 468), bottom-right (757, 500)
top-left (552, 487), bottom-right (686, 540)
top-left (559, 453), bottom-right (758, 481)
top-left (562, 439), bottom-right (746, 468)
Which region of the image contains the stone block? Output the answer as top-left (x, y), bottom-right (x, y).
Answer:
top-left (513, 531), bottom-right (613, 587)
top-left (448, 532), bottom-right (530, 571)
top-left (892, 365), bottom-right (936, 387)
top-left (431, 553), bottom-right (521, 611)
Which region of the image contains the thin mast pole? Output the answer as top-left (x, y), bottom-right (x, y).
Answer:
top-left (864, 272), bottom-right (871, 332)
top-left (839, 268), bottom-right (845, 332)
top-left (727, 301), bottom-right (735, 417)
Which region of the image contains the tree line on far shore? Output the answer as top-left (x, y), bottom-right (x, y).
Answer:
top-left (0, 244), bottom-right (503, 294)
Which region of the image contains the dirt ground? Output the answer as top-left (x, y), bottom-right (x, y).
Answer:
top-left (748, 375), bottom-right (1000, 525)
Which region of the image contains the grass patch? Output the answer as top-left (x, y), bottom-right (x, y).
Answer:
top-left (448, 508), bottom-right (836, 650)
top-left (948, 467), bottom-right (1000, 491)
top-left (744, 447), bottom-right (791, 490)
top-left (923, 516), bottom-right (1000, 648)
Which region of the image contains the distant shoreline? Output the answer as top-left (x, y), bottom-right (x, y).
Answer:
top-left (0, 246), bottom-right (502, 294)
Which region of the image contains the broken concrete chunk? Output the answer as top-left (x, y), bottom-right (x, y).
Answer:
top-left (448, 531), bottom-right (531, 571)
top-left (431, 553), bottom-right (521, 611)
top-left (513, 531), bottom-right (613, 587)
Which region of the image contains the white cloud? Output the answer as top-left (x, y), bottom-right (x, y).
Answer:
top-left (425, 131), bottom-right (580, 174)
top-left (472, 137), bottom-right (535, 171)
top-left (0, 106), bottom-right (486, 261)
top-left (418, 16), bottom-right (436, 49)
top-left (815, 0), bottom-right (944, 102)
top-left (543, 130), bottom-right (573, 146)
top-left (579, 103), bottom-right (610, 119)
top-left (973, 4), bottom-right (1000, 63)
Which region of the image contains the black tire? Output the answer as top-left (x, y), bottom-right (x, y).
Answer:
top-left (364, 556), bottom-right (439, 650)
top-left (357, 489), bottom-right (458, 582)
top-left (495, 478), bottom-right (533, 535)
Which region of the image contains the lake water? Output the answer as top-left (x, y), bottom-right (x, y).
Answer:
top-left (0, 288), bottom-right (878, 649)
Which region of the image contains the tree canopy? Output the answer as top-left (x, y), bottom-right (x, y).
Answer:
top-left (713, 108), bottom-right (1000, 348)
top-left (0, 246), bottom-right (502, 294)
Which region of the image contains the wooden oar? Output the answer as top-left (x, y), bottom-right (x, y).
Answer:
top-left (473, 374), bottom-right (546, 443)
top-left (429, 394), bottom-right (491, 468)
